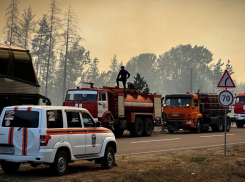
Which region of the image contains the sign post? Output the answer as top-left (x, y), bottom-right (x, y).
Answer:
top-left (217, 70), bottom-right (235, 156)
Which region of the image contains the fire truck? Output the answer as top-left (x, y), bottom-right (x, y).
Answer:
top-left (63, 84), bottom-right (162, 137)
top-left (163, 92), bottom-right (231, 133)
top-left (230, 93), bottom-right (245, 128)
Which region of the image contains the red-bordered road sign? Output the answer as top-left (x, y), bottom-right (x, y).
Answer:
top-left (217, 70), bottom-right (236, 88)
top-left (218, 90), bottom-right (234, 107)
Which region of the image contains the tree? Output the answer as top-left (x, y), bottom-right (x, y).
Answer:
top-left (157, 44), bottom-right (213, 94)
top-left (211, 59), bottom-right (224, 92)
top-left (126, 53), bottom-right (158, 92)
top-left (3, 0), bottom-right (20, 46)
top-left (45, 0), bottom-right (61, 97)
top-left (86, 57), bottom-right (100, 84)
top-left (226, 60), bottom-right (234, 75)
top-left (134, 73), bottom-right (150, 92)
top-left (19, 6), bottom-right (36, 49)
top-left (31, 14), bottom-right (51, 88)
top-left (61, 4), bottom-right (83, 98)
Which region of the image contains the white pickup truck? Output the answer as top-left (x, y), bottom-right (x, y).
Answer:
top-left (0, 106), bottom-right (117, 175)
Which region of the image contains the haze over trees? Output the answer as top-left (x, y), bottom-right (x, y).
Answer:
top-left (1, 0), bottom-right (243, 105)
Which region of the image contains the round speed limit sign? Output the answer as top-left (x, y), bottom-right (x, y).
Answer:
top-left (218, 90), bottom-right (234, 107)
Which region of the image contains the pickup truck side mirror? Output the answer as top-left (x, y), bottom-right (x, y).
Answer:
top-left (96, 121), bottom-right (101, 127)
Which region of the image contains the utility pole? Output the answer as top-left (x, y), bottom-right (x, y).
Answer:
top-left (190, 68), bottom-right (193, 93)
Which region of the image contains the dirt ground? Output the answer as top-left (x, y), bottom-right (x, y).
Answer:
top-left (0, 144), bottom-right (245, 182)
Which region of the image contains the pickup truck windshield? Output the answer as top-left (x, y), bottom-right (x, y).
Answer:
top-left (2, 110), bottom-right (39, 128)
top-left (165, 98), bottom-right (191, 107)
top-left (66, 90), bottom-right (97, 102)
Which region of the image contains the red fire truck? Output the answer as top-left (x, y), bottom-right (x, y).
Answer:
top-left (231, 93), bottom-right (245, 128)
top-left (63, 84), bottom-right (162, 137)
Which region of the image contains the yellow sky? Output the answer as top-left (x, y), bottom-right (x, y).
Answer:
top-left (1, 0), bottom-right (245, 83)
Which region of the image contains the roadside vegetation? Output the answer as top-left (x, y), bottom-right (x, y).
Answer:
top-left (0, 144), bottom-right (245, 182)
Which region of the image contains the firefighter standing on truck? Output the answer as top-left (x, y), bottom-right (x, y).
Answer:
top-left (116, 66), bottom-right (130, 89)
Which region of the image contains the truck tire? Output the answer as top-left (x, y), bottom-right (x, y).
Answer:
top-left (195, 119), bottom-right (202, 133)
top-left (101, 146), bottom-right (115, 169)
top-left (51, 150), bottom-right (69, 176)
top-left (217, 117), bottom-right (224, 132)
top-left (168, 129), bottom-right (175, 134)
top-left (130, 118), bottom-right (144, 137)
top-left (226, 118), bottom-right (231, 132)
top-left (1, 161), bottom-right (20, 174)
top-left (114, 129), bottom-right (124, 137)
top-left (143, 118), bottom-right (153, 136)
top-left (236, 121), bottom-right (244, 128)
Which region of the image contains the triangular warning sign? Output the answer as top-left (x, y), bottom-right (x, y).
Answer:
top-left (217, 70), bottom-right (236, 88)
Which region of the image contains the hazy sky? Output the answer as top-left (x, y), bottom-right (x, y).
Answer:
top-left (1, 0), bottom-right (245, 83)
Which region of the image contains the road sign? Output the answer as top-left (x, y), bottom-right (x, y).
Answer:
top-left (218, 90), bottom-right (234, 107)
top-left (217, 70), bottom-right (236, 88)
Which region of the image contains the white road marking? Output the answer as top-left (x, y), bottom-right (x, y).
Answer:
top-left (131, 138), bottom-right (181, 144)
top-left (200, 134), bottom-right (235, 138)
top-left (115, 142), bottom-right (245, 157)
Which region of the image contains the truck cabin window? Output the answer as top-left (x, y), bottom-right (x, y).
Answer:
top-left (235, 97), bottom-right (245, 104)
top-left (13, 51), bottom-right (36, 83)
top-left (99, 93), bottom-right (107, 101)
top-left (66, 90), bottom-right (97, 102)
top-left (0, 50), bottom-right (9, 75)
top-left (165, 98), bottom-right (191, 107)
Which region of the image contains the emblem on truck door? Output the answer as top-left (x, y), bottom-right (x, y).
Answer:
top-left (91, 134), bottom-right (96, 147)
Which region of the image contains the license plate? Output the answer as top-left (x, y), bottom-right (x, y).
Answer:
top-left (0, 147), bottom-right (14, 155)
top-left (172, 114), bottom-right (179, 117)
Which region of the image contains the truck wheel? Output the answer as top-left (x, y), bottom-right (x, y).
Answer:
top-left (101, 146), bottom-right (115, 169)
top-left (196, 119), bottom-right (202, 133)
top-left (218, 117), bottom-right (224, 132)
top-left (130, 118), bottom-right (144, 137)
top-left (168, 129), bottom-right (175, 134)
top-left (51, 151), bottom-right (69, 176)
top-left (1, 161), bottom-right (20, 174)
top-left (143, 118), bottom-right (153, 136)
top-left (236, 121), bottom-right (244, 128)
top-left (226, 118), bottom-right (231, 132)
top-left (114, 129), bottom-right (124, 137)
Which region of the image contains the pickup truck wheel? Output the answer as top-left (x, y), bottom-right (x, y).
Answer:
top-left (131, 118), bottom-right (144, 137)
top-left (1, 161), bottom-right (20, 174)
top-left (236, 121), bottom-right (244, 128)
top-left (143, 118), bottom-right (153, 136)
top-left (101, 146), bottom-right (115, 169)
top-left (51, 151), bottom-right (69, 176)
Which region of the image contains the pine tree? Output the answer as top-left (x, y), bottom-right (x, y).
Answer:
top-left (19, 6), bottom-right (36, 49)
top-left (86, 58), bottom-right (100, 84)
top-left (31, 14), bottom-right (50, 81)
top-left (226, 60), bottom-right (234, 75)
top-left (134, 73), bottom-right (150, 92)
top-left (61, 4), bottom-right (84, 98)
top-left (3, 0), bottom-right (20, 46)
top-left (45, 0), bottom-right (61, 97)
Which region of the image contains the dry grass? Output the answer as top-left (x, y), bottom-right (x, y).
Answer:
top-left (0, 144), bottom-right (245, 182)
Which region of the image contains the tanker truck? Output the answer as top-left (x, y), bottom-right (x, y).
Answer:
top-left (63, 84), bottom-right (162, 137)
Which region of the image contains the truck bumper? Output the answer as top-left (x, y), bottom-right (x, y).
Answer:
top-left (234, 114), bottom-right (245, 121)
top-left (0, 149), bottom-right (57, 163)
top-left (167, 120), bottom-right (195, 130)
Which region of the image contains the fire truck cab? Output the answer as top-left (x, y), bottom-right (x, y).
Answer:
top-left (63, 85), bottom-right (162, 137)
top-left (233, 93), bottom-right (245, 128)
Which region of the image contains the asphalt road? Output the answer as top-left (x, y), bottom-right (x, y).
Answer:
top-left (115, 125), bottom-right (245, 156)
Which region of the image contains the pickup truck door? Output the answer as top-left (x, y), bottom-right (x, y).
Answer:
top-left (81, 112), bottom-right (102, 154)
top-left (0, 108), bottom-right (40, 156)
top-left (66, 111), bottom-right (86, 156)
